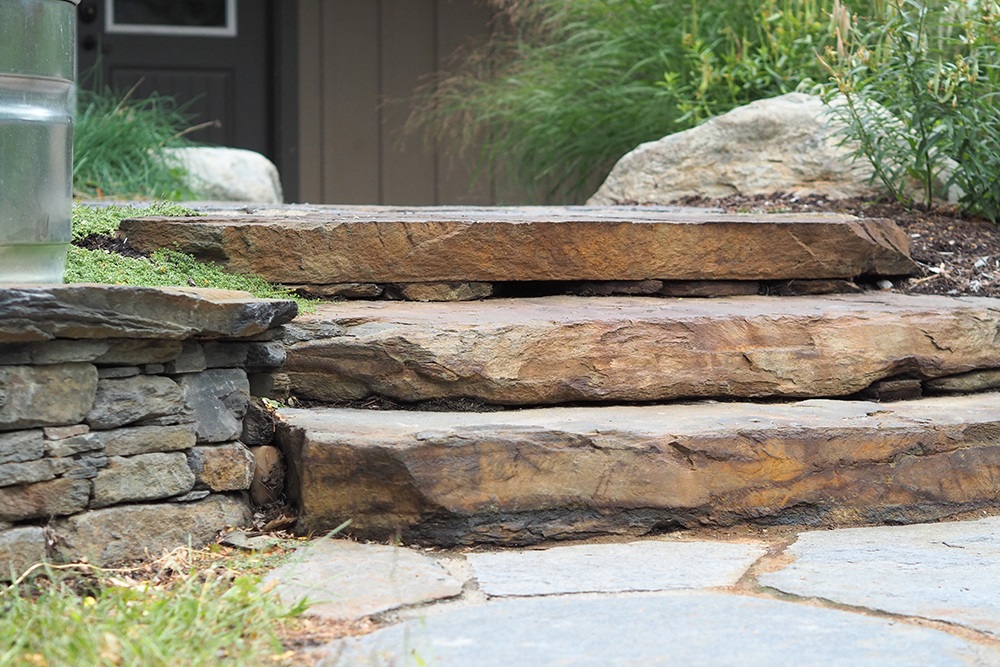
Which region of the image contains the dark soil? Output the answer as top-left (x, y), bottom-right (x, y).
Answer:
top-left (676, 194), bottom-right (1000, 298)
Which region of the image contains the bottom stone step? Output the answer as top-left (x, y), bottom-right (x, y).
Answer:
top-left (277, 394), bottom-right (1000, 545)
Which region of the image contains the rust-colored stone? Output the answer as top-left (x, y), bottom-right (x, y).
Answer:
top-left (119, 206), bottom-right (917, 285)
top-left (276, 394), bottom-right (1000, 545)
top-left (283, 294), bottom-right (1000, 405)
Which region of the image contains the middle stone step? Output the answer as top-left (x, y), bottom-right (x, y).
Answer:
top-left (283, 293), bottom-right (1000, 405)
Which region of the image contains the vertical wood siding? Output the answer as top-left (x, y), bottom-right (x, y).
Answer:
top-left (297, 0), bottom-right (494, 205)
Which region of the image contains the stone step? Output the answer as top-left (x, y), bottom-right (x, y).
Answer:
top-left (276, 393), bottom-right (1000, 545)
top-left (119, 206), bottom-right (917, 286)
top-left (283, 293), bottom-right (1000, 405)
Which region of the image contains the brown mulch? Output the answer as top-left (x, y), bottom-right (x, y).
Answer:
top-left (676, 193), bottom-right (1000, 298)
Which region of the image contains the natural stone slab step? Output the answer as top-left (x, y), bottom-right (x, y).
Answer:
top-left (283, 293), bottom-right (1000, 405)
top-left (277, 393), bottom-right (1000, 545)
top-left (120, 206), bottom-right (917, 285)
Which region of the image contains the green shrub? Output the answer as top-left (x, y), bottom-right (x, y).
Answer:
top-left (821, 0), bottom-right (1000, 221)
top-left (418, 0), bottom-right (874, 199)
top-left (73, 83), bottom-right (196, 200)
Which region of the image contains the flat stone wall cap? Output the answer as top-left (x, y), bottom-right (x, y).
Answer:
top-left (0, 285), bottom-right (297, 342)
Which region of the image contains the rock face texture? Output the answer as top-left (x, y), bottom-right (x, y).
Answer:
top-left (118, 206), bottom-right (916, 286)
top-left (589, 92), bottom-right (954, 205)
top-left (283, 294), bottom-right (1000, 405)
top-left (277, 393), bottom-right (1000, 545)
top-left (162, 147), bottom-right (284, 203)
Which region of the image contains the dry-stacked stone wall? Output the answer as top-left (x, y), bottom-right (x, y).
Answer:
top-left (0, 285), bottom-right (297, 578)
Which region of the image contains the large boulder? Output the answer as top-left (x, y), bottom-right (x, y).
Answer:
top-left (163, 147), bottom-right (284, 203)
top-left (589, 93), bottom-right (943, 205)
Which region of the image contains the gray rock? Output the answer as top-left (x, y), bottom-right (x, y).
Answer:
top-left (95, 340), bottom-right (183, 365)
top-left (97, 366), bottom-right (141, 379)
top-left (44, 431), bottom-right (103, 458)
top-left (187, 443), bottom-right (254, 491)
top-left (63, 454), bottom-right (108, 479)
top-left (86, 375), bottom-right (187, 430)
top-left (244, 342), bottom-right (287, 373)
top-left (320, 591), bottom-right (1000, 667)
top-left (290, 283), bottom-right (384, 299)
top-left (926, 368), bottom-right (1000, 393)
top-left (90, 452), bottom-right (195, 508)
top-left (203, 341), bottom-right (249, 368)
top-left (142, 364), bottom-right (166, 374)
top-left (468, 540), bottom-right (766, 596)
top-left (0, 478), bottom-right (91, 521)
top-left (54, 494), bottom-right (251, 565)
top-left (0, 363), bottom-right (98, 430)
top-left (759, 517), bottom-right (1000, 638)
top-left (589, 92), bottom-right (952, 205)
top-left (0, 527), bottom-right (47, 581)
top-left (42, 424), bottom-right (90, 439)
top-left (170, 489), bottom-right (212, 503)
top-left (0, 285), bottom-right (297, 343)
top-left (265, 539), bottom-right (464, 620)
top-left (162, 146), bottom-right (284, 203)
top-left (241, 397), bottom-right (275, 446)
top-left (657, 280), bottom-right (760, 297)
top-left (163, 341), bottom-right (207, 374)
top-left (569, 280), bottom-right (664, 296)
top-left (99, 423), bottom-right (197, 457)
top-left (0, 458), bottom-right (69, 487)
top-left (0, 430), bottom-right (44, 465)
top-left (177, 369), bottom-right (250, 443)
top-left (0, 340), bottom-right (110, 365)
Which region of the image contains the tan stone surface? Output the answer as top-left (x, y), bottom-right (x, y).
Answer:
top-left (387, 282), bottom-right (494, 302)
top-left (0, 285), bottom-right (297, 343)
top-left (188, 443), bottom-right (254, 492)
top-left (277, 394), bottom-right (1000, 545)
top-left (119, 206), bottom-right (916, 284)
top-left (54, 494), bottom-right (251, 565)
top-left (0, 477), bottom-right (91, 521)
top-left (284, 294), bottom-right (1000, 405)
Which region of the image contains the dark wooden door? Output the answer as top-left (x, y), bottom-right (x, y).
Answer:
top-left (76, 0), bottom-right (274, 157)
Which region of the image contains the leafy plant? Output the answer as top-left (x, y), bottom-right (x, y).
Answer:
top-left (73, 82), bottom-right (198, 200)
top-left (821, 0), bottom-right (1000, 220)
top-left (416, 0), bottom-right (874, 200)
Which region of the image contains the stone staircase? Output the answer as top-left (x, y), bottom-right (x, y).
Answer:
top-left (123, 205), bottom-right (1000, 545)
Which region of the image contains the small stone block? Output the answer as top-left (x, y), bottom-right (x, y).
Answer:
top-left (95, 339), bottom-right (183, 365)
top-left (164, 341), bottom-right (207, 374)
top-left (63, 454), bottom-right (108, 480)
top-left (187, 443), bottom-right (254, 492)
top-left (0, 526), bottom-right (47, 581)
top-left (0, 477), bottom-right (91, 521)
top-left (97, 366), bottom-right (141, 379)
top-left (0, 363), bottom-right (99, 430)
top-left (241, 397), bottom-right (276, 446)
top-left (177, 369), bottom-right (250, 443)
top-left (387, 282), bottom-right (494, 302)
top-left (43, 424), bottom-right (90, 440)
top-left (203, 341), bottom-right (249, 368)
top-left (291, 283), bottom-right (384, 299)
top-left (860, 378), bottom-right (923, 402)
top-left (170, 489), bottom-right (212, 503)
top-left (0, 430), bottom-right (44, 465)
top-left (245, 342), bottom-right (287, 372)
top-left (658, 281), bottom-right (760, 297)
top-left (570, 280), bottom-right (663, 296)
top-left (90, 453), bottom-right (195, 508)
top-left (142, 364), bottom-right (166, 374)
top-left (86, 375), bottom-right (187, 430)
top-left (0, 458), bottom-right (69, 488)
top-left (100, 423), bottom-right (197, 457)
top-left (44, 432), bottom-right (103, 458)
top-left (764, 279), bottom-right (862, 296)
top-left (925, 368), bottom-right (1000, 394)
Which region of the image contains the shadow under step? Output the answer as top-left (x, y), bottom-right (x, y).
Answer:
top-left (276, 393), bottom-right (1000, 546)
top-left (282, 293), bottom-right (1000, 405)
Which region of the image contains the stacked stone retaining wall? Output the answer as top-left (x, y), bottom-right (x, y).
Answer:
top-left (0, 285), bottom-right (297, 578)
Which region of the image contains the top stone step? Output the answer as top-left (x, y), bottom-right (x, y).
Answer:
top-left (120, 206), bottom-right (917, 285)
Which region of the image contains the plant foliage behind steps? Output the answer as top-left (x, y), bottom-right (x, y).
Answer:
top-left (821, 0), bottom-right (1000, 222)
top-left (416, 0), bottom-right (875, 200)
top-left (73, 83), bottom-right (197, 200)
